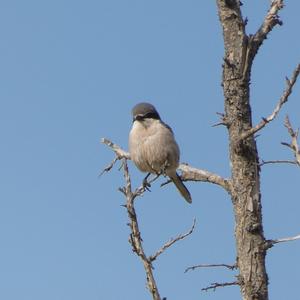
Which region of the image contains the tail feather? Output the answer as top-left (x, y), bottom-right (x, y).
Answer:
top-left (170, 173), bottom-right (192, 204)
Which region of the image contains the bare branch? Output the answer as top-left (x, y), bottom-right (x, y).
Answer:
top-left (100, 138), bottom-right (131, 175)
top-left (212, 121), bottom-right (227, 128)
top-left (202, 281), bottom-right (239, 292)
top-left (101, 138), bottom-right (233, 298)
top-left (241, 0), bottom-right (284, 79)
top-left (101, 138), bottom-right (232, 194)
top-left (259, 159), bottom-right (297, 167)
top-left (239, 64), bottom-right (300, 141)
top-left (260, 116), bottom-right (300, 167)
top-left (212, 112), bottom-right (229, 128)
top-left (120, 159), bottom-right (162, 300)
top-left (179, 164), bottom-right (233, 195)
top-left (251, 0), bottom-right (283, 47)
top-left (272, 234), bottom-right (300, 244)
top-left (185, 263), bottom-right (236, 273)
top-left (102, 139), bottom-right (195, 300)
top-left (101, 138), bottom-right (130, 159)
top-left (149, 219), bottom-right (196, 262)
top-left (265, 234), bottom-right (300, 249)
top-left (282, 116), bottom-right (300, 165)
top-left (99, 156), bottom-right (119, 176)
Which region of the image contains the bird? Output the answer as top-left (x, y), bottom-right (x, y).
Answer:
top-left (128, 102), bottom-right (192, 203)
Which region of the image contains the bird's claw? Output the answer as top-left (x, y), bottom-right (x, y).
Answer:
top-left (142, 178), bottom-right (151, 191)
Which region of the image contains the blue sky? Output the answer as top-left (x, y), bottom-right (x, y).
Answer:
top-left (0, 1), bottom-right (299, 299)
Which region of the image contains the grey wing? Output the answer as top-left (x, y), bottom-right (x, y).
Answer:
top-left (161, 121), bottom-right (174, 134)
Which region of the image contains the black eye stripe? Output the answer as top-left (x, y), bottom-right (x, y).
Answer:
top-left (143, 112), bottom-right (160, 119)
top-left (134, 112), bottom-right (160, 121)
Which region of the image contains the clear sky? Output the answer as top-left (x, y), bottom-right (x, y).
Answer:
top-left (1, 1), bottom-right (299, 300)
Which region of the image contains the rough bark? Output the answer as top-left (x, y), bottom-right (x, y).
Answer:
top-left (216, 1), bottom-right (268, 299)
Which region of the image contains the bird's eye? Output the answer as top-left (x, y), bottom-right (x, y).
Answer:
top-left (134, 115), bottom-right (144, 121)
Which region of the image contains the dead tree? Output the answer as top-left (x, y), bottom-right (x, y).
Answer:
top-left (215, 1), bottom-right (300, 299)
top-left (102, 1), bottom-right (300, 299)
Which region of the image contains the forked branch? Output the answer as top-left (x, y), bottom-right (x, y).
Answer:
top-left (242, 0), bottom-right (284, 78)
top-left (260, 116), bottom-right (300, 167)
top-left (250, 0), bottom-right (284, 51)
top-left (149, 219), bottom-right (196, 262)
top-left (281, 116), bottom-right (300, 165)
top-left (120, 159), bottom-right (161, 300)
top-left (239, 64), bottom-right (300, 141)
top-left (101, 139), bottom-right (197, 300)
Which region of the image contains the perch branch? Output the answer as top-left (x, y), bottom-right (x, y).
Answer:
top-left (101, 138), bottom-right (232, 194)
top-left (149, 218), bottom-right (196, 262)
top-left (179, 164), bottom-right (233, 195)
top-left (239, 64), bottom-right (300, 141)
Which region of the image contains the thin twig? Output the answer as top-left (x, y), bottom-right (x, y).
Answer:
top-left (202, 281), bottom-right (239, 292)
top-left (99, 156), bottom-right (119, 176)
top-left (272, 234), bottom-right (300, 244)
top-left (212, 112), bottom-right (229, 127)
top-left (101, 138), bottom-right (131, 159)
top-left (282, 116), bottom-right (300, 165)
top-left (185, 263), bottom-right (236, 273)
top-left (239, 64), bottom-right (300, 141)
top-left (100, 138), bottom-right (131, 175)
top-left (265, 233), bottom-right (300, 249)
top-left (149, 219), bottom-right (196, 262)
top-left (259, 159), bottom-right (297, 167)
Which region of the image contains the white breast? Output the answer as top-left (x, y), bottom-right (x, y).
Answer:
top-left (129, 119), bottom-right (180, 174)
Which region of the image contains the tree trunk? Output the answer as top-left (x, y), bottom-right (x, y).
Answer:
top-left (216, 1), bottom-right (268, 299)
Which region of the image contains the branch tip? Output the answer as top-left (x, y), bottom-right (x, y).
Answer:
top-left (149, 218), bottom-right (196, 262)
top-left (238, 64), bottom-right (300, 141)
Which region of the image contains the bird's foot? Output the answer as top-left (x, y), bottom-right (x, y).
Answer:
top-left (142, 178), bottom-right (151, 191)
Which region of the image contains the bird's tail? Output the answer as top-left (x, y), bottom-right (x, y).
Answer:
top-left (170, 173), bottom-right (192, 204)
